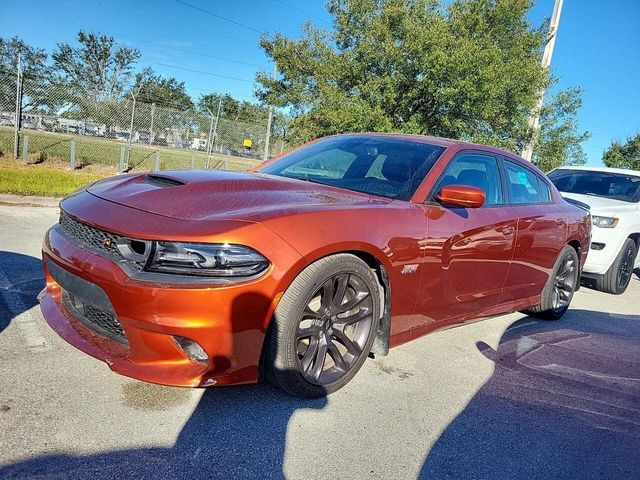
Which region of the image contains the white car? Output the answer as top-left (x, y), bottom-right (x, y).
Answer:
top-left (548, 166), bottom-right (640, 294)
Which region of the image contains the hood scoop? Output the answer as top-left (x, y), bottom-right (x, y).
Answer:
top-left (144, 174), bottom-right (186, 188)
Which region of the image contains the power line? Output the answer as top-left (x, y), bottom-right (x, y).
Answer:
top-left (0, 27), bottom-right (256, 83)
top-left (583, 90), bottom-right (640, 112)
top-left (113, 9), bottom-right (255, 44)
top-left (272, 0), bottom-right (329, 24)
top-left (173, 0), bottom-right (262, 34)
top-left (151, 61), bottom-right (254, 83)
top-left (31, 12), bottom-right (263, 69)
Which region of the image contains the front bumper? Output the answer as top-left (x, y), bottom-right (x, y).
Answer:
top-left (582, 228), bottom-right (629, 275)
top-left (40, 221), bottom-right (293, 387)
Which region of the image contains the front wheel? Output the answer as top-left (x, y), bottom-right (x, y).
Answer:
top-left (523, 245), bottom-right (579, 320)
top-left (264, 254), bottom-right (380, 398)
top-left (594, 238), bottom-right (637, 295)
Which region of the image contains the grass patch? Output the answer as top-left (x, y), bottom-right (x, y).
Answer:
top-left (0, 127), bottom-right (265, 197)
top-left (0, 161), bottom-right (105, 197)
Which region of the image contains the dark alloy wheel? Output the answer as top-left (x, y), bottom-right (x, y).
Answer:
top-left (523, 245), bottom-right (579, 320)
top-left (595, 238), bottom-right (637, 295)
top-left (617, 245), bottom-right (635, 290)
top-left (265, 254), bottom-right (380, 398)
top-left (296, 273), bottom-right (374, 386)
top-left (550, 253), bottom-right (577, 316)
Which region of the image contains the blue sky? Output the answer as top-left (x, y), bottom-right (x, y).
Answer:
top-left (1, 0), bottom-right (638, 165)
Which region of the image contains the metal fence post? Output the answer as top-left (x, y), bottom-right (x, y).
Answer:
top-left (13, 53), bottom-right (22, 158)
top-left (21, 134), bottom-right (29, 164)
top-left (190, 156), bottom-right (195, 169)
top-left (154, 151), bottom-right (160, 172)
top-left (119, 145), bottom-right (126, 174)
top-left (69, 140), bottom-right (76, 170)
top-left (149, 102), bottom-right (155, 145)
top-left (127, 92), bottom-right (136, 166)
top-left (205, 108), bottom-right (214, 169)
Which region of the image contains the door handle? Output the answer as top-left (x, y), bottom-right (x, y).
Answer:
top-left (499, 226), bottom-right (515, 236)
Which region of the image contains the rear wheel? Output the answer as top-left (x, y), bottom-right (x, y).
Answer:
top-left (265, 254), bottom-right (380, 398)
top-left (594, 238), bottom-right (637, 295)
top-left (523, 245), bottom-right (579, 320)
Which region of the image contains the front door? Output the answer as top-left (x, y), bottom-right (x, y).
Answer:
top-left (415, 151), bottom-right (517, 326)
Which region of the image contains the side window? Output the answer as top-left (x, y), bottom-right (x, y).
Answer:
top-left (504, 160), bottom-right (549, 204)
top-left (538, 177), bottom-right (552, 202)
top-left (433, 153), bottom-right (503, 206)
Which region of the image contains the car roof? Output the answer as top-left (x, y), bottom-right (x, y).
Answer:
top-left (335, 132), bottom-right (524, 159)
top-left (551, 165), bottom-right (640, 176)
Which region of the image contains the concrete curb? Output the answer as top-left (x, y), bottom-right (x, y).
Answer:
top-left (0, 194), bottom-right (61, 208)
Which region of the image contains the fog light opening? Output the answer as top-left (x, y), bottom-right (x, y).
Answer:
top-left (173, 336), bottom-right (209, 364)
top-left (591, 242), bottom-right (606, 251)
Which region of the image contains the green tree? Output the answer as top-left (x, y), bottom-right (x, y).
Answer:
top-left (197, 93), bottom-right (270, 123)
top-left (256, 0), bottom-right (588, 170)
top-left (52, 31), bottom-right (140, 104)
top-left (130, 67), bottom-right (193, 108)
top-left (532, 87), bottom-right (589, 172)
top-left (603, 132), bottom-right (640, 171)
top-left (0, 36), bottom-right (52, 112)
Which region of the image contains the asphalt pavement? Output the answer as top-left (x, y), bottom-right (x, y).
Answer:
top-left (0, 197), bottom-right (638, 479)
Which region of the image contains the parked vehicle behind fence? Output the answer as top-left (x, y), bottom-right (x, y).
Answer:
top-left (39, 134), bottom-right (591, 398)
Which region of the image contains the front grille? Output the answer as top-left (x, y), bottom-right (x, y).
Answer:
top-left (59, 211), bottom-right (122, 257)
top-left (63, 291), bottom-right (128, 344)
top-left (58, 211), bottom-right (147, 272)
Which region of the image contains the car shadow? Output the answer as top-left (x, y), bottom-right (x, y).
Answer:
top-left (0, 285), bottom-right (328, 479)
top-left (419, 309), bottom-right (640, 479)
top-left (0, 251), bottom-right (45, 333)
top-left (0, 382), bottom-right (326, 479)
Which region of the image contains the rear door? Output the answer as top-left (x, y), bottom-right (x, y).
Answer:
top-left (500, 158), bottom-right (567, 303)
top-left (415, 151), bottom-right (517, 325)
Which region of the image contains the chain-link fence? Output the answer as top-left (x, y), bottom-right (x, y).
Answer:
top-left (1, 73), bottom-right (290, 173)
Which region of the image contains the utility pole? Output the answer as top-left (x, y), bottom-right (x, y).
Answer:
top-left (262, 64), bottom-right (276, 162)
top-left (127, 92), bottom-right (137, 168)
top-left (521, 0), bottom-right (563, 161)
top-left (13, 53), bottom-right (22, 158)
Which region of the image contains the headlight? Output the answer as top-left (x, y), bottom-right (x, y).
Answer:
top-left (146, 242), bottom-right (268, 277)
top-left (592, 216), bottom-right (619, 229)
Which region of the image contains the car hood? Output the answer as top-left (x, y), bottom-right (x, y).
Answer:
top-left (560, 192), bottom-right (638, 217)
top-left (86, 170), bottom-right (384, 221)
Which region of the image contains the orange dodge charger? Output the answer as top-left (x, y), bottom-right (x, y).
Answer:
top-left (40, 134), bottom-right (591, 397)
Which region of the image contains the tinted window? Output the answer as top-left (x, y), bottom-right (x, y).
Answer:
top-left (260, 136), bottom-right (446, 200)
top-left (538, 177), bottom-right (552, 202)
top-left (505, 160), bottom-right (549, 204)
top-left (548, 169), bottom-right (640, 203)
top-left (433, 153), bottom-right (503, 206)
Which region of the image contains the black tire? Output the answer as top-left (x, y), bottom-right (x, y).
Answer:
top-left (264, 254), bottom-right (380, 398)
top-left (594, 238), bottom-right (637, 295)
top-left (523, 245), bottom-right (579, 320)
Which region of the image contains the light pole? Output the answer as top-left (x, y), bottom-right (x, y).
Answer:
top-left (521, 0), bottom-right (564, 161)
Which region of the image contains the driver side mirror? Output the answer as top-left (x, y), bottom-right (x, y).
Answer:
top-left (435, 185), bottom-right (486, 208)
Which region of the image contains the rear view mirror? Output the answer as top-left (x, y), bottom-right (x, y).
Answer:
top-left (435, 185), bottom-right (485, 208)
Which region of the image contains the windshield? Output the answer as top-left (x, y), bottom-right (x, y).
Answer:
top-left (258, 135), bottom-right (446, 201)
top-left (548, 169), bottom-right (640, 203)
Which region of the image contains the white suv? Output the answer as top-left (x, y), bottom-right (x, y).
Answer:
top-left (548, 166), bottom-right (640, 294)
